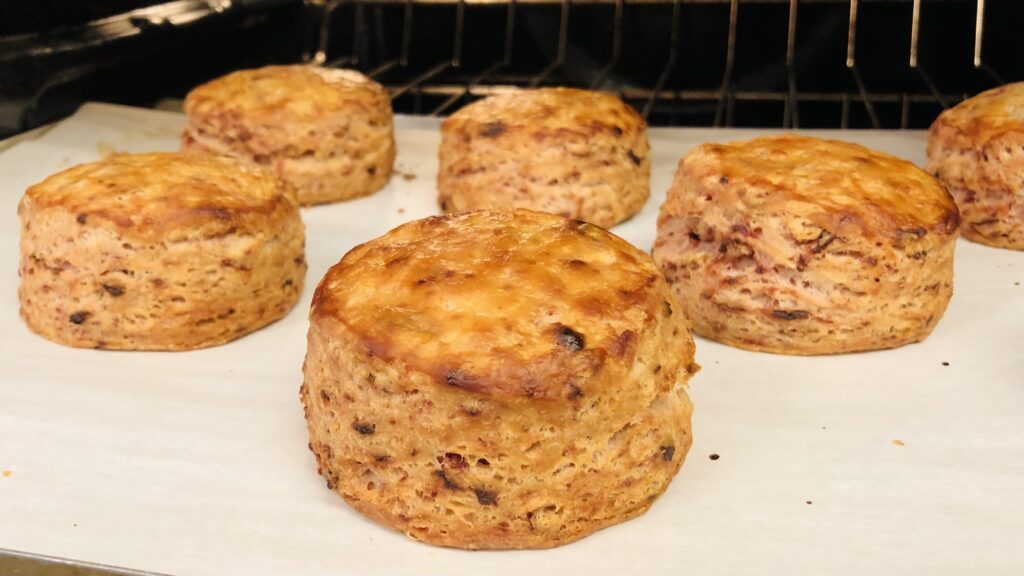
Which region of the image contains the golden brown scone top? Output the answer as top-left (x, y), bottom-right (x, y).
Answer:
top-left (443, 88), bottom-right (644, 137)
top-left (927, 83), bottom-right (1024, 193)
top-left (929, 82), bottom-right (1024, 146)
top-left (184, 65), bottom-right (389, 123)
top-left (683, 135), bottom-right (959, 238)
top-left (313, 210), bottom-right (669, 400)
top-left (23, 152), bottom-right (294, 242)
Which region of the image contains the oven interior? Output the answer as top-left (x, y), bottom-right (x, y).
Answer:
top-left (1, 0), bottom-right (1022, 138)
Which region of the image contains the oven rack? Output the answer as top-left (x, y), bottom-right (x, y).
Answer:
top-left (307, 0), bottom-right (1017, 128)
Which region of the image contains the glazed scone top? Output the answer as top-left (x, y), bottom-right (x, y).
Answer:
top-left (927, 83), bottom-right (1024, 193)
top-left (22, 153), bottom-right (294, 242)
top-left (313, 210), bottom-right (674, 400)
top-left (681, 135), bottom-right (959, 238)
top-left (184, 65), bottom-right (389, 123)
top-left (929, 82), bottom-right (1024, 144)
top-left (443, 88), bottom-right (645, 137)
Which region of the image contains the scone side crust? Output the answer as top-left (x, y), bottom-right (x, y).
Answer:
top-left (23, 153), bottom-right (297, 242)
top-left (302, 272), bottom-right (695, 549)
top-left (925, 83), bottom-right (1024, 250)
top-left (438, 88), bottom-right (650, 227)
top-left (18, 190), bottom-right (306, 350)
top-left (311, 210), bottom-right (671, 399)
top-left (685, 135), bottom-right (959, 239)
top-left (654, 137), bottom-right (958, 355)
top-left (437, 124), bottom-right (650, 228)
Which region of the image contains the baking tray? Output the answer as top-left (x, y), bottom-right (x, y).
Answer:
top-left (1, 103), bottom-right (1022, 576)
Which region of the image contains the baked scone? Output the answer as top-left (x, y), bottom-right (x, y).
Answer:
top-left (927, 82), bottom-right (1024, 250)
top-left (438, 88), bottom-right (650, 228)
top-left (18, 152), bottom-right (306, 350)
top-left (182, 65), bottom-right (395, 206)
top-left (654, 135), bottom-right (959, 355)
top-left (302, 210), bottom-right (696, 549)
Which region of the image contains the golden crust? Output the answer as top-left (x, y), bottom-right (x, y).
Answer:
top-left (18, 152), bottom-right (306, 350)
top-left (438, 88), bottom-right (649, 227)
top-left (312, 210), bottom-right (665, 398)
top-left (926, 83), bottom-right (1024, 250)
top-left (654, 135), bottom-right (958, 355)
top-left (303, 209), bottom-right (696, 549)
top-left (184, 65), bottom-right (388, 124)
top-left (23, 153), bottom-right (289, 243)
top-left (689, 135), bottom-right (959, 239)
top-left (442, 88), bottom-right (645, 136)
top-left (182, 65), bottom-right (395, 205)
top-left (927, 83), bottom-right (1024, 156)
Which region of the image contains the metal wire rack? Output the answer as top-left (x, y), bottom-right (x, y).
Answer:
top-left (302, 0), bottom-right (1021, 128)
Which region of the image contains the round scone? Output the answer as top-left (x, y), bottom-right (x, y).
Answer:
top-left (302, 210), bottom-right (696, 549)
top-left (182, 65), bottom-right (395, 206)
top-left (437, 88), bottom-right (650, 228)
top-left (18, 152), bottom-right (306, 350)
top-left (653, 135), bottom-right (960, 355)
top-left (927, 82), bottom-right (1024, 250)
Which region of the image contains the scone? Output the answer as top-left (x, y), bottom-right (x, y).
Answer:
top-left (438, 88), bottom-right (650, 228)
top-left (182, 65), bottom-right (395, 206)
top-left (927, 82), bottom-right (1024, 250)
top-left (302, 210), bottom-right (696, 549)
top-left (654, 135), bottom-right (959, 355)
top-left (18, 152), bottom-right (306, 350)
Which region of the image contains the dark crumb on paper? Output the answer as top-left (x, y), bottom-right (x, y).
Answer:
top-left (892, 439), bottom-right (905, 446)
top-left (709, 453), bottom-right (720, 461)
top-left (397, 208), bottom-right (405, 214)
top-left (1014, 282), bottom-right (1020, 286)
top-left (821, 426), bottom-right (827, 430)
top-left (941, 361), bottom-right (949, 366)
top-left (806, 500), bottom-right (813, 505)
top-left (401, 172), bottom-right (416, 181)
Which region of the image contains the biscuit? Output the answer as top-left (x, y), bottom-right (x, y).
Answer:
top-left (927, 82), bottom-right (1024, 250)
top-left (182, 65), bottom-right (395, 205)
top-left (438, 88), bottom-right (650, 227)
top-left (18, 153), bottom-right (306, 350)
top-left (302, 209), bottom-right (696, 549)
top-left (654, 135), bottom-right (959, 355)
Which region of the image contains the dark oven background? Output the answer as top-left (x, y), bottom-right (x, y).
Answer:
top-left (1, 0), bottom-right (1022, 138)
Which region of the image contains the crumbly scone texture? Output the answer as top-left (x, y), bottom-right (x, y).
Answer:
top-left (302, 210), bottom-right (696, 549)
top-left (18, 152), bottom-right (306, 350)
top-left (926, 82), bottom-right (1024, 250)
top-left (182, 65), bottom-right (395, 205)
top-left (654, 135), bottom-right (960, 355)
top-left (437, 88), bottom-right (650, 228)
